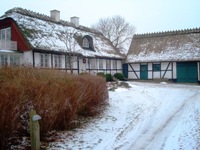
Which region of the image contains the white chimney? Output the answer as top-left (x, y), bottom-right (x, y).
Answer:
top-left (50, 10), bottom-right (60, 22)
top-left (70, 16), bottom-right (79, 27)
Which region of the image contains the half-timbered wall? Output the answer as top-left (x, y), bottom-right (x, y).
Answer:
top-left (23, 51), bottom-right (123, 75)
top-left (83, 58), bottom-right (122, 75)
top-left (128, 62), bottom-right (177, 80)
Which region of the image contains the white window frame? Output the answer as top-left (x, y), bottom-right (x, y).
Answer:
top-left (54, 55), bottom-right (62, 68)
top-left (0, 27), bottom-right (11, 41)
top-left (90, 59), bottom-right (96, 69)
top-left (0, 54), bottom-right (8, 67)
top-left (112, 60), bottom-right (117, 69)
top-left (106, 59), bottom-right (111, 69)
top-left (10, 55), bottom-right (20, 67)
top-left (99, 59), bottom-right (103, 69)
top-left (40, 53), bottom-right (49, 68)
top-left (66, 56), bottom-right (75, 69)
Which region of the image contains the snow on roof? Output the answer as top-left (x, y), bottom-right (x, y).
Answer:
top-left (1, 8), bottom-right (124, 59)
top-left (127, 28), bottom-right (200, 62)
top-left (0, 50), bottom-right (20, 53)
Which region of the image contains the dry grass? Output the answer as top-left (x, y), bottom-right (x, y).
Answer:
top-left (0, 67), bottom-right (108, 149)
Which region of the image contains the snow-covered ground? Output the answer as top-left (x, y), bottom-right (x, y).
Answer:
top-left (48, 82), bottom-right (200, 150)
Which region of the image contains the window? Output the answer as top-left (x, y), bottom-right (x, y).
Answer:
top-left (40, 54), bottom-right (49, 67)
top-left (82, 35), bottom-right (94, 50)
top-left (90, 59), bottom-right (96, 69)
top-left (0, 27), bottom-right (11, 41)
top-left (153, 64), bottom-right (161, 71)
top-left (0, 54), bottom-right (8, 66)
top-left (54, 55), bottom-right (61, 68)
top-left (10, 55), bottom-right (20, 67)
top-left (112, 60), bottom-right (117, 69)
top-left (83, 37), bottom-right (89, 48)
top-left (66, 56), bottom-right (75, 69)
top-left (99, 59), bottom-right (103, 69)
top-left (106, 59), bottom-right (111, 69)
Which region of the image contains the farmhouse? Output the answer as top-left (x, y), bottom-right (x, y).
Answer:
top-left (0, 8), bottom-right (124, 74)
top-left (125, 29), bottom-right (200, 83)
top-left (0, 8), bottom-right (200, 83)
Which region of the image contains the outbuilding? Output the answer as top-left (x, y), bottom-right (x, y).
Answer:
top-left (125, 28), bottom-right (200, 83)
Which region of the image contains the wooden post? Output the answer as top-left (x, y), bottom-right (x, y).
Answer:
top-left (30, 110), bottom-right (41, 150)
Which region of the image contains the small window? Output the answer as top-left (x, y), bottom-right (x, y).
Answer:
top-left (54, 55), bottom-right (61, 68)
top-left (10, 55), bottom-right (20, 67)
top-left (40, 54), bottom-right (49, 68)
top-left (66, 56), bottom-right (75, 69)
top-left (83, 37), bottom-right (89, 48)
top-left (90, 59), bottom-right (96, 69)
top-left (0, 54), bottom-right (8, 66)
top-left (112, 60), bottom-right (117, 69)
top-left (99, 59), bottom-right (103, 69)
top-left (153, 64), bottom-right (161, 71)
top-left (82, 35), bottom-right (94, 50)
top-left (106, 59), bottom-right (111, 69)
top-left (0, 27), bottom-right (11, 41)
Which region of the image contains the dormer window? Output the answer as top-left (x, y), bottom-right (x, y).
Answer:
top-left (82, 35), bottom-right (94, 51)
top-left (83, 37), bottom-right (89, 48)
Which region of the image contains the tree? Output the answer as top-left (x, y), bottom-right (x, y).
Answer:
top-left (92, 15), bottom-right (135, 54)
top-left (58, 29), bottom-right (81, 73)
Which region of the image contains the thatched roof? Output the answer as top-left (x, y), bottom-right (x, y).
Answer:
top-left (0, 7), bottom-right (124, 59)
top-left (127, 28), bottom-right (200, 62)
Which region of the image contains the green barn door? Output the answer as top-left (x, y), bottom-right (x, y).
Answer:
top-left (140, 64), bottom-right (148, 80)
top-left (123, 64), bottom-right (128, 78)
top-left (177, 62), bottom-right (197, 83)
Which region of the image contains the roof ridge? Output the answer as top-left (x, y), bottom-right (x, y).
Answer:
top-left (134, 27), bottom-right (200, 38)
top-left (4, 7), bottom-right (103, 35)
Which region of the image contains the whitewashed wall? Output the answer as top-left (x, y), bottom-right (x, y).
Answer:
top-left (128, 62), bottom-right (176, 80)
top-left (161, 62), bottom-right (172, 79)
top-left (173, 62), bottom-right (177, 79)
top-left (198, 62), bottom-right (200, 81)
top-left (128, 63), bottom-right (140, 79)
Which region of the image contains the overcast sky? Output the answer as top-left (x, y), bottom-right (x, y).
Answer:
top-left (1, 0), bottom-right (200, 34)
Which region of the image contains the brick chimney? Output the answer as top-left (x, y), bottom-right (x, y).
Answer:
top-left (50, 10), bottom-right (60, 22)
top-left (70, 16), bottom-right (79, 27)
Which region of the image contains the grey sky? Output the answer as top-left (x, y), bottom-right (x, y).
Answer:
top-left (1, 0), bottom-right (200, 34)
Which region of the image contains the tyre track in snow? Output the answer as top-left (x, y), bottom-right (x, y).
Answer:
top-left (128, 90), bottom-right (200, 150)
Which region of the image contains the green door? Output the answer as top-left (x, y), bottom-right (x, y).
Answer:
top-left (140, 64), bottom-right (148, 80)
top-left (177, 62), bottom-right (197, 83)
top-left (123, 64), bottom-right (128, 78)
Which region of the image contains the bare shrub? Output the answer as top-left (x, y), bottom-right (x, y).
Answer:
top-left (0, 67), bottom-right (108, 148)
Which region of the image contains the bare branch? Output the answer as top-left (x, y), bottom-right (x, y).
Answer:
top-left (92, 15), bottom-right (135, 54)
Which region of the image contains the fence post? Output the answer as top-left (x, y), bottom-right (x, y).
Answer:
top-left (30, 110), bottom-right (41, 150)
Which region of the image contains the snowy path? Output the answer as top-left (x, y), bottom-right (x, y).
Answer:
top-left (48, 82), bottom-right (200, 150)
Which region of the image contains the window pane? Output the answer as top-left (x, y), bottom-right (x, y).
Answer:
top-left (91, 59), bottom-right (96, 69)
top-left (1, 29), bottom-right (6, 40)
top-left (6, 28), bottom-right (11, 41)
top-left (1, 54), bottom-right (8, 66)
top-left (112, 60), bottom-right (117, 69)
top-left (106, 60), bottom-right (111, 69)
top-left (99, 59), bottom-right (103, 69)
top-left (83, 38), bottom-right (89, 48)
top-left (40, 54), bottom-right (49, 67)
top-left (54, 55), bottom-right (62, 68)
top-left (44, 54), bottom-right (49, 67)
top-left (0, 28), bottom-right (11, 41)
top-left (40, 54), bottom-right (43, 67)
top-left (66, 56), bottom-right (75, 69)
top-left (10, 55), bottom-right (20, 66)
top-left (153, 64), bottom-right (160, 71)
